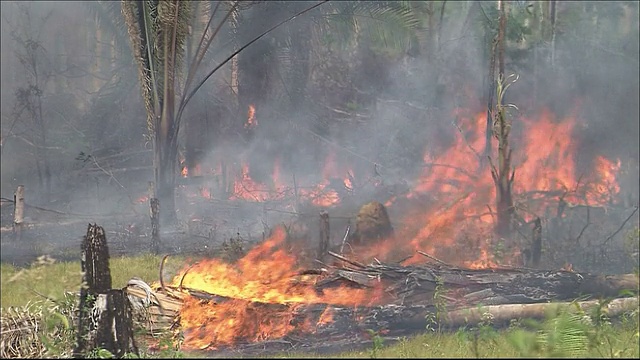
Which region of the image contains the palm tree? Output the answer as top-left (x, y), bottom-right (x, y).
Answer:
top-left (121, 0), bottom-right (326, 224)
top-left (121, 0), bottom-right (194, 223)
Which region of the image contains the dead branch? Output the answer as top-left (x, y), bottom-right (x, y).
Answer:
top-left (339, 225), bottom-right (350, 255)
top-left (416, 250), bottom-right (451, 267)
top-left (452, 119), bottom-right (483, 162)
top-left (575, 206), bottom-right (590, 244)
top-left (422, 162), bottom-right (479, 181)
top-left (602, 206), bottom-right (639, 246)
top-left (327, 251), bottom-right (366, 269)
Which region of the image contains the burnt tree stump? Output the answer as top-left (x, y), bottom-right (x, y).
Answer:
top-left (73, 223), bottom-right (138, 358)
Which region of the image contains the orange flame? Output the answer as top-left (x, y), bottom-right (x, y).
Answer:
top-left (373, 103), bottom-right (620, 267)
top-left (245, 104), bottom-right (257, 129)
top-left (172, 100), bottom-right (622, 349)
top-left (174, 226), bottom-right (385, 349)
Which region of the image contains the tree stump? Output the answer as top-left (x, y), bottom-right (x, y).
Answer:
top-left (74, 223), bottom-right (138, 358)
top-left (350, 201), bottom-right (393, 246)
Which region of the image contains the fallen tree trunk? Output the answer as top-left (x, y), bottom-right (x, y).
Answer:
top-left (316, 255), bottom-right (638, 307)
top-left (125, 253), bottom-right (638, 350)
top-left (126, 282), bottom-right (638, 351)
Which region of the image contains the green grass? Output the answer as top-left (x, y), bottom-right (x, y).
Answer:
top-left (277, 323), bottom-right (640, 359)
top-left (0, 253), bottom-right (184, 308)
top-left (2, 256), bottom-right (638, 359)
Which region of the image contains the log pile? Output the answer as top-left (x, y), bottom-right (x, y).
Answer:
top-left (126, 251), bottom-right (638, 353)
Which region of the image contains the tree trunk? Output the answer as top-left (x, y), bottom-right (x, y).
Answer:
top-left (490, 104), bottom-right (514, 239)
top-left (288, 10), bottom-right (311, 112)
top-left (497, 0), bottom-right (507, 78)
top-left (549, 0), bottom-right (557, 69)
top-left (425, 1), bottom-right (435, 62)
top-left (157, 11), bottom-right (179, 224)
top-left (483, 34), bottom-right (497, 166)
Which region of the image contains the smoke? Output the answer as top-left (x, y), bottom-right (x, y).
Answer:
top-left (0, 1), bottom-right (638, 261)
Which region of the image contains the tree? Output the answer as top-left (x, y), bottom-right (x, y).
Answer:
top-left (4, 3), bottom-right (55, 200)
top-left (122, 0), bottom-right (326, 223)
top-left (122, 0), bottom-right (194, 223)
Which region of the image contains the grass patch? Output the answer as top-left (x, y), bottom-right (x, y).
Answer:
top-left (277, 313), bottom-right (640, 358)
top-left (0, 253), bottom-right (187, 308)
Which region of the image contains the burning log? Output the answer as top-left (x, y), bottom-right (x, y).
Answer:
top-left (126, 279), bottom-right (638, 354)
top-left (74, 224), bottom-right (138, 358)
top-left (125, 249), bottom-right (638, 352)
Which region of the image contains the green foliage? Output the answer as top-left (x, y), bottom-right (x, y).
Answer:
top-left (426, 276), bottom-right (447, 332)
top-left (322, 1), bottom-right (420, 57)
top-left (365, 329), bottom-right (384, 358)
top-left (0, 254), bottom-right (175, 309)
top-left (87, 348), bottom-right (115, 359)
top-left (624, 226), bottom-right (640, 271)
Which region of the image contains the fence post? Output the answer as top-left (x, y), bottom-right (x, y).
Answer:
top-left (13, 185), bottom-right (25, 241)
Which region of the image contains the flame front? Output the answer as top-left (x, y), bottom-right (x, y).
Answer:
top-left (175, 227), bottom-right (384, 349)
top-left (387, 104), bottom-right (622, 267)
top-left (172, 101), bottom-right (622, 349)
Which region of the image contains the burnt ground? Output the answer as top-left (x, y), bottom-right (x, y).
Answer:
top-left (1, 177), bottom-right (637, 274)
top-left (0, 184), bottom-right (361, 267)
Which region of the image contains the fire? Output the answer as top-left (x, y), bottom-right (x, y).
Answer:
top-left (174, 226), bottom-right (384, 349)
top-left (245, 104), bottom-right (257, 129)
top-left (376, 103), bottom-right (621, 267)
top-left (170, 100), bottom-right (623, 349)
top-left (134, 195), bottom-right (149, 204)
top-left (231, 162), bottom-right (286, 202)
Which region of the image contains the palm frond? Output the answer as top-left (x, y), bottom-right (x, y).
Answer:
top-left (320, 0), bottom-right (420, 54)
top-left (122, 0), bottom-right (156, 134)
top-left (84, 1), bottom-right (131, 58)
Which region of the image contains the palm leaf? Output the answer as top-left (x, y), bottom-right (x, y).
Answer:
top-left (84, 1), bottom-right (131, 58)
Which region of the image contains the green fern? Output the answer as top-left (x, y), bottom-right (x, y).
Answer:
top-left (537, 311), bottom-right (591, 357)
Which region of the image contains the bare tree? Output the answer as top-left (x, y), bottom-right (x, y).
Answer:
top-left (3, 3), bottom-right (55, 199)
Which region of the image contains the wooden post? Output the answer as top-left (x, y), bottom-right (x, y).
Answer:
top-left (13, 185), bottom-right (25, 241)
top-left (74, 224), bottom-right (138, 358)
top-left (148, 180), bottom-right (156, 199)
top-left (318, 211), bottom-right (330, 261)
top-left (293, 174), bottom-right (299, 213)
top-left (149, 181), bottom-right (160, 255)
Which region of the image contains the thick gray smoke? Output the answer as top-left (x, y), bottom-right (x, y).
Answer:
top-left (0, 1), bottom-right (637, 266)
